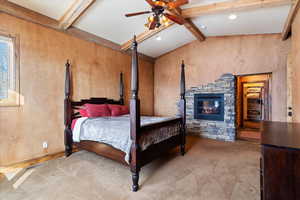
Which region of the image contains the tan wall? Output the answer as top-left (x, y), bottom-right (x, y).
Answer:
top-left (154, 34), bottom-right (290, 122)
top-left (292, 10), bottom-right (300, 122)
top-left (0, 13), bottom-right (154, 166)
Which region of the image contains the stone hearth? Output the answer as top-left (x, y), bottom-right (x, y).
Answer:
top-left (183, 74), bottom-right (236, 141)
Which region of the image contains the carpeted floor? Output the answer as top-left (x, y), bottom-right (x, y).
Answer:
top-left (0, 136), bottom-right (260, 200)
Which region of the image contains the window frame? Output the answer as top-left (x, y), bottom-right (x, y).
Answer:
top-left (0, 31), bottom-right (20, 107)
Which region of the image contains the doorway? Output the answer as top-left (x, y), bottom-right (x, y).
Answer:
top-left (236, 73), bottom-right (272, 141)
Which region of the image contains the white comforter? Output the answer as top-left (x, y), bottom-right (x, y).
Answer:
top-left (72, 115), bottom-right (179, 163)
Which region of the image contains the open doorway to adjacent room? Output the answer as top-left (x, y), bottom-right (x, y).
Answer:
top-left (236, 73), bottom-right (272, 141)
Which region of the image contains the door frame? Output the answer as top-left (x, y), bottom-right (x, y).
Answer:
top-left (235, 72), bottom-right (272, 129)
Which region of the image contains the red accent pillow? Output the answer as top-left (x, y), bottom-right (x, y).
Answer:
top-left (71, 119), bottom-right (78, 130)
top-left (85, 104), bottom-right (111, 117)
top-left (79, 109), bottom-right (88, 117)
top-left (108, 104), bottom-right (129, 116)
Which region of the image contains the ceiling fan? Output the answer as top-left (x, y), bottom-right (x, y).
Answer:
top-left (125, 0), bottom-right (188, 30)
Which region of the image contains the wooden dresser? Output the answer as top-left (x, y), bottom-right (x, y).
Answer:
top-left (261, 121), bottom-right (300, 200)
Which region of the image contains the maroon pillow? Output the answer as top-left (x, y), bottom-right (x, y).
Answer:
top-left (79, 109), bottom-right (88, 117)
top-left (85, 104), bottom-right (111, 117)
top-left (71, 119), bottom-right (78, 130)
top-left (108, 104), bottom-right (129, 117)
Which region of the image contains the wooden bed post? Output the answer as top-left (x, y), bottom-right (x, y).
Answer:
top-left (130, 35), bottom-right (141, 192)
top-left (119, 72), bottom-right (124, 105)
top-left (64, 60), bottom-right (73, 157)
top-left (179, 60), bottom-right (186, 156)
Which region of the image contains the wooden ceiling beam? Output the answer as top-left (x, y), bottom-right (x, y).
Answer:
top-left (0, 0), bottom-right (155, 63)
top-left (282, 0), bottom-right (300, 40)
top-left (181, 0), bottom-right (294, 18)
top-left (183, 18), bottom-right (205, 41)
top-left (169, 7), bottom-right (205, 41)
top-left (121, 22), bottom-right (175, 51)
top-left (59, 0), bottom-right (95, 30)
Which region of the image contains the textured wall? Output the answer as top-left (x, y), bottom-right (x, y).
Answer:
top-left (0, 13), bottom-right (154, 166)
top-left (292, 11), bottom-right (300, 122)
top-left (154, 34), bottom-right (290, 123)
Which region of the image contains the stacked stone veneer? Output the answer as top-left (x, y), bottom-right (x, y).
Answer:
top-left (184, 74), bottom-right (236, 141)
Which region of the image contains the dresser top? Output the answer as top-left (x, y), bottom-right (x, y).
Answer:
top-left (261, 121), bottom-right (300, 150)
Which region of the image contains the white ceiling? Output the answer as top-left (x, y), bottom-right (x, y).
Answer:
top-left (193, 5), bottom-right (291, 37)
top-left (139, 24), bottom-right (195, 57)
top-left (8, 0), bottom-right (291, 58)
top-left (74, 0), bottom-right (150, 45)
top-left (9, 0), bottom-right (74, 20)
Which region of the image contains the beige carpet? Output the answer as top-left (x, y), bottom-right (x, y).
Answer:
top-left (0, 136), bottom-right (260, 200)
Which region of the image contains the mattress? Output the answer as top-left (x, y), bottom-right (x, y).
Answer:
top-left (71, 115), bottom-right (181, 163)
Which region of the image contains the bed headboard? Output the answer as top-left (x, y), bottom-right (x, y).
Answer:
top-left (71, 97), bottom-right (123, 107)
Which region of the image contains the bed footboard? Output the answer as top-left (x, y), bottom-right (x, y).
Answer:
top-left (139, 118), bottom-right (182, 166)
top-left (140, 118), bottom-right (182, 152)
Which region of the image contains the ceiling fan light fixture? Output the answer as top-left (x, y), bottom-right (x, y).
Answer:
top-left (148, 16), bottom-right (154, 22)
top-left (161, 15), bottom-right (170, 26)
top-left (154, 1), bottom-right (166, 7)
top-left (145, 22), bottom-right (150, 28)
top-left (125, 0), bottom-right (189, 30)
top-left (164, 22), bottom-right (170, 26)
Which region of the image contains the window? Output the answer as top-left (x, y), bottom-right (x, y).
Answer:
top-left (0, 32), bottom-right (20, 106)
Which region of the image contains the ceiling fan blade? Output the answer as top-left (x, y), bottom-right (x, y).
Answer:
top-left (125, 11), bottom-right (152, 17)
top-left (145, 0), bottom-right (157, 7)
top-left (168, 0), bottom-right (188, 9)
top-left (164, 13), bottom-right (185, 25)
top-left (149, 20), bottom-right (157, 30)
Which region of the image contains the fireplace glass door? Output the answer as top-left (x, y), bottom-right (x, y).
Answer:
top-left (201, 100), bottom-right (221, 114)
top-left (194, 94), bottom-right (224, 121)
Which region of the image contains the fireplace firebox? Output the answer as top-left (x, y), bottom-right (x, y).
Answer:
top-left (194, 93), bottom-right (224, 121)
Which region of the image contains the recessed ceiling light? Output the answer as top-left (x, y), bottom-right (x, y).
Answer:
top-left (200, 25), bottom-right (207, 29)
top-left (228, 14), bottom-right (237, 20)
top-left (156, 36), bottom-right (162, 41)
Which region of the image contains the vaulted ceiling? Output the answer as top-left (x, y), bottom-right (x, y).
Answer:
top-left (7, 0), bottom-right (293, 58)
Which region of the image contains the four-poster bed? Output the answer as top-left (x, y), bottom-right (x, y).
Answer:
top-left (64, 36), bottom-right (186, 191)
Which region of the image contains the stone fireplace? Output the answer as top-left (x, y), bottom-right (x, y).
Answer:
top-left (183, 74), bottom-right (236, 141)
